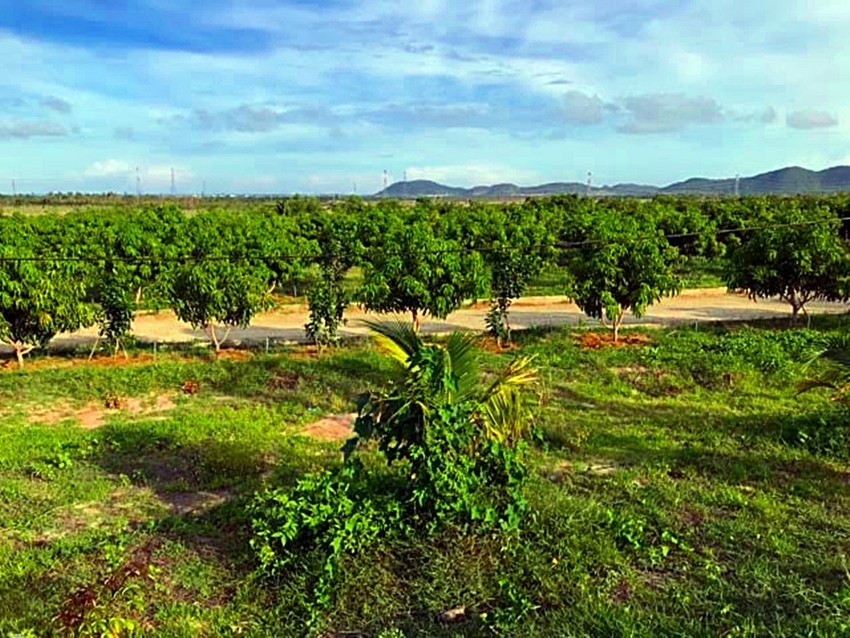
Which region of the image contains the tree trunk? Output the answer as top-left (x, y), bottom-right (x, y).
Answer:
top-left (788, 289), bottom-right (800, 326)
top-left (205, 324), bottom-right (221, 353)
top-left (612, 308), bottom-right (624, 343)
top-left (502, 299), bottom-right (512, 347)
top-left (89, 337), bottom-right (101, 361)
top-left (790, 302), bottom-right (800, 326)
top-left (135, 286), bottom-right (143, 304)
top-left (12, 343), bottom-right (32, 369)
top-left (411, 308), bottom-right (421, 333)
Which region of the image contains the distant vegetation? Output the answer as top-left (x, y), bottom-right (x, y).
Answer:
top-left (378, 165), bottom-right (850, 198)
top-left (2, 193), bottom-right (850, 366)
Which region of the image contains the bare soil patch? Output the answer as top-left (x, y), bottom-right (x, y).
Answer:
top-left (300, 413), bottom-right (357, 441)
top-left (165, 489), bottom-right (232, 516)
top-left (27, 392), bottom-right (177, 428)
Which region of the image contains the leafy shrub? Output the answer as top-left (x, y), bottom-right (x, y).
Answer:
top-left (250, 322), bottom-right (538, 626)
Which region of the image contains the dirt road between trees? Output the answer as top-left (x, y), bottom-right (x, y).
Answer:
top-left (23, 287), bottom-right (847, 354)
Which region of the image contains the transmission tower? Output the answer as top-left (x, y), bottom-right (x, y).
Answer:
top-left (734, 174), bottom-right (740, 197)
top-left (135, 167), bottom-right (141, 197)
top-left (382, 169), bottom-right (389, 192)
top-left (586, 171), bottom-right (592, 197)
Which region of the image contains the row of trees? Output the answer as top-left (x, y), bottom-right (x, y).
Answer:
top-left (1, 194), bottom-right (849, 366)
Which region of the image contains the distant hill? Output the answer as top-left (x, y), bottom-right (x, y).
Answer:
top-left (375, 166), bottom-right (850, 198)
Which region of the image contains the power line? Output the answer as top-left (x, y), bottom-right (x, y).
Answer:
top-left (0, 216), bottom-right (847, 265)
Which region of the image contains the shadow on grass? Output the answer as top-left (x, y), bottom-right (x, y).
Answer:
top-left (91, 420), bottom-right (321, 566)
top-left (541, 389), bottom-right (850, 499)
top-left (201, 348), bottom-right (392, 407)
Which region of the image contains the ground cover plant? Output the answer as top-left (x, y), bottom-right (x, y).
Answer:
top-left (1, 315), bottom-right (850, 636)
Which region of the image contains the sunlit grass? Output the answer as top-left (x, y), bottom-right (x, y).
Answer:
top-left (1, 323), bottom-right (849, 635)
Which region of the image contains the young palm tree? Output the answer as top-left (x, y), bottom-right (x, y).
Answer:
top-left (351, 320), bottom-right (538, 459)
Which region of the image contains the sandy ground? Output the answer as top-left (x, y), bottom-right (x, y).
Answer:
top-left (3, 288), bottom-right (848, 354)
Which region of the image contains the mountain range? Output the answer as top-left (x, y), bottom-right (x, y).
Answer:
top-left (375, 166), bottom-right (850, 198)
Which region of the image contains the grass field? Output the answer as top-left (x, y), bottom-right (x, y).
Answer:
top-left (2, 319), bottom-right (850, 636)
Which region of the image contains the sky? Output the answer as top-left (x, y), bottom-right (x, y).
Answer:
top-left (1, 0), bottom-right (848, 194)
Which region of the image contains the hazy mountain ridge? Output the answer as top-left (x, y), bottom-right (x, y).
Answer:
top-left (376, 166), bottom-right (850, 198)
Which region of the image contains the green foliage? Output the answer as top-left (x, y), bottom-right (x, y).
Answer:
top-left (639, 326), bottom-right (823, 388)
top-left (725, 203), bottom-right (850, 322)
top-left (302, 209), bottom-right (362, 348)
top-left (250, 462), bottom-right (407, 622)
top-left (359, 213), bottom-right (486, 329)
top-left (483, 204), bottom-right (556, 345)
top-left (565, 211), bottom-right (681, 341)
top-left (250, 323), bottom-right (537, 626)
top-left (0, 215), bottom-right (94, 367)
top-left (166, 212), bottom-right (273, 351)
top-left (798, 332), bottom-right (850, 397)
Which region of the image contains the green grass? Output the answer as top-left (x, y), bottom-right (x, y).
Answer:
top-left (1, 323), bottom-right (850, 636)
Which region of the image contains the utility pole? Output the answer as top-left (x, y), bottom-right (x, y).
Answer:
top-left (586, 171), bottom-right (592, 197)
top-left (11, 179), bottom-right (15, 196)
top-left (403, 170), bottom-right (408, 199)
top-left (170, 167), bottom-right (175, 195)
top-left (382, 169), bottom-right (389, 194)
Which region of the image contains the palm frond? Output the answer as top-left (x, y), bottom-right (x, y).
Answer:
top-left (482, 356), bottom-right (539, 398)
top-left (799, 333), bottom-right (850, 397)
top-left (796, 378), bottom-right (840, 394)
top-left (478, 356), bottom-right (539, 444)
top-left (362, 319), bottom-right (420, 367)
top-left (444, 332), bottom-right (481, 399)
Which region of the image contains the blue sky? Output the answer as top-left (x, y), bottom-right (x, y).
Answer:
top-left (1, 0), bottom-right (848, 194)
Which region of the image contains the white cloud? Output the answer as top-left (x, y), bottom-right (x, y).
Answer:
top-left (618, 94), bottom-right (724, 134)
top-left (84, 159), bottom-right (133, 177)
top-left (562, 90), bottom-right (607, 125)
top-left (786, 109), bottom-right (838, 129)
top-left (41, 96), bottom-right (72, 113)
top-left (0, 120), bottom-right (67, 139)
top-left (404, 163), bottom-right (539, 186)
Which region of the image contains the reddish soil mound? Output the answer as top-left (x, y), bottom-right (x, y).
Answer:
top-left (575, 332), bottom-right (652, 350)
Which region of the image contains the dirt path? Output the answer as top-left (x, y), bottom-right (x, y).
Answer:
top-left (4, 288), bottom-right (849, 354)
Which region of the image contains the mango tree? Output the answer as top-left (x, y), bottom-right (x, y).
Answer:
top-left (482, 203), bottom-right (555, 345)
top-left (301, 206), bottom-right (362, 349)
top-left (61, 206), bottom-right (186, 356)
top-left (0, 215), bottom-right (94, 367)
top-left (359, 214), bottom-right (485, 331)
top-left (251, 210), bottom-right (314, 299)
top-left (565, 210), bottom-right (681, 342)
top-left (167, 212), bottom-right (273, 352)
top-left (725, 203), bottom-right (850, 324)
